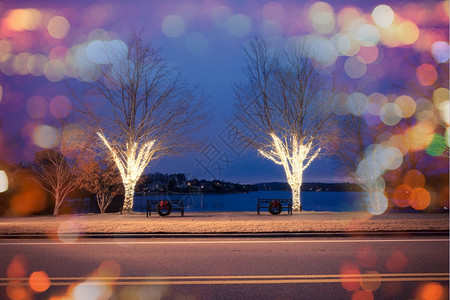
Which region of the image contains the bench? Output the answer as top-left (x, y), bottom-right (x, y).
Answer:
top-left (146, 199), bottom-right (184, 217)
top-left (257, 198), bottom-right (292, 215)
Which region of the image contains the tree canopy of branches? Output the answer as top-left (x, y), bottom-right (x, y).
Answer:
top-left (32, 149), bottom-right (77, 216)
top-left (234, 38), bottom-right (341, 211)
top-left (77, 157), bottom-right (123, 213)
top-left (76, 30), bottom-right (207, 211)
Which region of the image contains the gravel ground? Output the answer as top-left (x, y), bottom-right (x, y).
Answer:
top-left (0, 211), bottom-right (448, 235)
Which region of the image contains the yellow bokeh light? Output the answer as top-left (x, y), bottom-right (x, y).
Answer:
top-left (13, 52), bottom-right (31, 75)
top-left (433, 88), bottom-right (449, 108)
top-left (0, 40), bottom-right (12, 60)
top-left (0, 170), bottom-right (8, 193)
top-left (379, 25), bottom-right (401, 47)
top-left (394, 95), bottom-right (416, 118)
top-left (405, 121), bottom-right (435, 151)
top-left (397, 21), bottom-right (419, 45)
top-left (47, 16), bottom-right (71, 39)
top-left (6, 8), bottom-right (42, 31)
top-left (372, 5), bottom-right (394, 28)
top-left (337, 7), bottom-right (362, 30)
top-left (309, 2), bottom-right (335, 34)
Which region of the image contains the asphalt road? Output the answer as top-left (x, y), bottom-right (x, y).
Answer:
top-left (0, 236), bottom-right (448, 299)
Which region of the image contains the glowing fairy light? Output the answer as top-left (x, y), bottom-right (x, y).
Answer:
top-left (259, 133), bottom-right (320, 211)
top-left (97, 132), bottom-right (155, 211)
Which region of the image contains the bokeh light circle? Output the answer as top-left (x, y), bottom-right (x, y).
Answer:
top-left (426, 134), bottom-right (446, 156)
top-left (397, 21), bottom-right (419, 45)
top-left (47, 16), bottom-right (70, 39)
top-left (431, 41), bottom-right (450, 63)
top-left (380, 103), bottom-right (402, 126)
top-left (344, 56), bottom-right (367, 79)
top-left (409, 188), bottom-right (431, 210)
top-left (161, 15), bottom-right (185, 38)
top-left (371, 5), bottom-right (394, 28)
top-left (393, 185), bottom-right (413, 208)
top-left (346, 92), bottom-right (368, 116)
top-left (403, 169), bottom-right (425, 188)
top-left (185, 32), bottom-right (209, 55)
top-left (394, 95), bottom-right (416, 118)
top-left (227, 14), bottom-right (251, 37)
top-left (0, 170), bottom-right (8, 193)
top-left (49, 95), bottom-right (72, 118)
top-left (32, 125), bottom-right (59, 149)
top-left (365, 192), bottom-right (388, 215)
top-left (416, 64), bottom-right (437, 87)
top-left (26, 96), bottom-right (48, 119)
top-left (29, 271), bottom-right (51, 292)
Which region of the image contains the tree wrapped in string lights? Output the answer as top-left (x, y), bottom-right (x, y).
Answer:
top-left (234, 38), bottom-right (340, 211)
top-left (77, 30), bottom-right (206, 212)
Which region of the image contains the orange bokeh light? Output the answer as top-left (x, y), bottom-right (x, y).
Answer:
top-left (7, 254), bottom-right (27, 278)
top-left (415, 282), bottom-right (444, 300)
top-left (340, 261), bottom-right (361, 291)
top-left (352, 289), bottom-right (374, 300)
top-left (416, 64), bottom-right (438, 87)
top-left (403, 169), bottom-right (425, 188)
top-left (392, 184), bottom-right (413, 208)
top-left (29, 271), bottom-right (51, 292)
top-left (409, 187), bottom-right (431, 210)
top-left (385, 250), bottom-right (408, 272)
top-left (356, 245), bottom-right (378, 268)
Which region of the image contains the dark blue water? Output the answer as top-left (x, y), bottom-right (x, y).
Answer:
top-left (133, 191), bottom-right (366, 212)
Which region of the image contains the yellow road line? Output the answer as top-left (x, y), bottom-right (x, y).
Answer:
top-left (1, 273), bottom-right (448, 286)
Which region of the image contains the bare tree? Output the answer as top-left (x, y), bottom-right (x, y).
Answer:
top-left (75, 30), bottom-right (207, 211)
top-left (77, 157), bottom-right (123, 213)
top-left (234, 38), bottom-right (341, 211)
top-left (32, 149), bottom-right (77, 216)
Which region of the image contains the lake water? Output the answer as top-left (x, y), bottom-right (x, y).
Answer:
top-left (133, 191), bottom-right (366, 212)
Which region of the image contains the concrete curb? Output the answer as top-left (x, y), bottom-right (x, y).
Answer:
top-left (0, 230), bottom-right (448, 239)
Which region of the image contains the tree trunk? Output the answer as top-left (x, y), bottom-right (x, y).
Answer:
top-left (289, 183), bottom-right (302, 212)
top-left (123, 182), bottom-right (136, 211)
top-left (53, 201), bottom-right (60, 216)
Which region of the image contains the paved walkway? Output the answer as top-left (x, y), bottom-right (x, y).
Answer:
top-left (0, 211), bottom-right (448, 235)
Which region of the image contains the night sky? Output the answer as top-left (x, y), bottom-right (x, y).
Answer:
top-left (0, 0), bottom-right (448, 183)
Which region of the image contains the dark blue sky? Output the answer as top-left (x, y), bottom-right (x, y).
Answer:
top-left (0, 0), bottom-right (447, 183)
